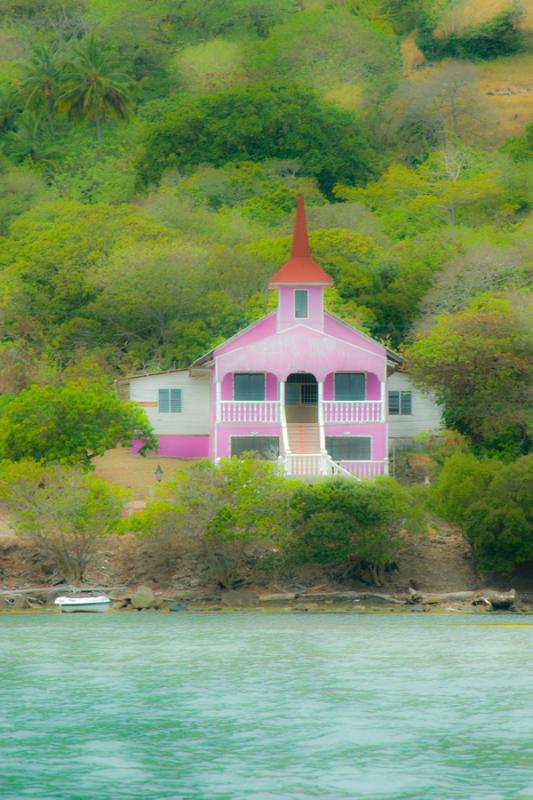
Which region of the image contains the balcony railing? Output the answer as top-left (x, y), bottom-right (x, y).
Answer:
top-left (218, 400), bottom-right (280, 424)
top-left (323, 401), bottom-right (383, 424)
top-left (338, 460), bottom-right (388, 479)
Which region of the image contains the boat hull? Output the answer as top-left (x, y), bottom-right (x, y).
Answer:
top-left (54, 595), bottom-right (111, 613)
top-left (59, 603), bottom-right (110, 613)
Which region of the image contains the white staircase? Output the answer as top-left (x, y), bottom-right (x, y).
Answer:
top-left (281, 416), bottom-right (357, 479)
top-left (286, 423), bottom-right (321, 454)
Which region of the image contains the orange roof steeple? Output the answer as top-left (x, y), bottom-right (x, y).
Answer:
top-left (269, 195), bottom-right (333, 287)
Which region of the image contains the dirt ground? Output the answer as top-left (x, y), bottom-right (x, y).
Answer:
top-left (92, 447), bottom-right (188, 500)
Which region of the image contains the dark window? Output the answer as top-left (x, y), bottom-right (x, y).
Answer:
top-left (159, 388), bottom-right (182, 413)
top-left (334, 373), bottom-right (365, 401)
top-left (230, 437), bottom-right (280, 460)
top-left (388, 390), bottom-right (412, 415)
top-left (234, 373), bottom-right (265, 401)
top-left (326, 436), bottom-right (371, 461)
top-left (294, 289), bottom-right (308, 318)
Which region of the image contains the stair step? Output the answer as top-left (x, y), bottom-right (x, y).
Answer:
top-left (286, 422), bottom-right (321, 454)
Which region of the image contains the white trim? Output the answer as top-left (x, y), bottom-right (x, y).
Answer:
top-left (318, 380), bottom-right (325, 452)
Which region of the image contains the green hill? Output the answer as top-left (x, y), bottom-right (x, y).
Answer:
top-left (0, 0), bottom-right (531, 385)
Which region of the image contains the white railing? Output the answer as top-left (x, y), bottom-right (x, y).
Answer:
top-left (280, 454), bottom-right (387, 480)
top-left (323, 401), bottom-right (384, 424)
top-left (218, 401), bottom-right (280, 423)
top-left (283, 453), bottom-right (330, 477)
top-left (339, 460), bottom-right (388, 479)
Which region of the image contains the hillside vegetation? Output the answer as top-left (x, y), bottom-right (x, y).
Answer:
top-left (0, 0), bottom-right (531, 456)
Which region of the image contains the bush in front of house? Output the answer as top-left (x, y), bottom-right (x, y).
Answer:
top-left (288, 476), bottom-right (425, 586)
top-left (130, 457), bottom-right (297, 588)
top-left (432, 452), bottom-right (533, 574)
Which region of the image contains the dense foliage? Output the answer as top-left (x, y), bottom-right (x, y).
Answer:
top-left (416, 5), bottom-right (525, 61)
top-left (289, 477), bottom-right (424, 585)
top-left (0, 381), bottom-right (157, 466)
top-left (135, 84), bottom-right (379, 194)
top-left (130, 458), bottom-right (297, 587)
top-left (406, 296), bottom-right (533, 458)
top-left (432, 453), bottom-right (533, 573)
top-left (0, 461), bottom-right (127, 582)
top-left (131, 458), bottom-right (425, 586)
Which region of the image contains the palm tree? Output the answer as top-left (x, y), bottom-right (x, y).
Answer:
top-left (0, 85), bottom-right (23, 132)
top-left (59, 35), bottom-right (133, 140)
top-left (4, 113), bottom-right (58, 172)
top-left (21, 45), bottom-right (61, 133)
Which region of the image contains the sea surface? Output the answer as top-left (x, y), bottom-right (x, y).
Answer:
top-left (1, 612), bottom-right (532, 800)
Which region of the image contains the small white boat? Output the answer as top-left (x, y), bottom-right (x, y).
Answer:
top-left (54, 595), bottom-right (111, 613)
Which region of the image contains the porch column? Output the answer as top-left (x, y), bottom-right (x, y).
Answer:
top-left (318, 380), bottom-right (326, 452)
top-left (214, 380), bottom-right (221, 462)
top-left (380, 381), bottom-right (385, 421)
top-left (215, 381), bottom-right (221, 423)
top-left (279, 380), bottom-right (289, 454)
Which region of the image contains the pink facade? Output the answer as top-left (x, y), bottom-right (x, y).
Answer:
top-left (130, 196), bottom-right (393, 478)
top-left (278, 286), bottom-right (324, 331)
top-left (132, 435), bottom-right (210, 459)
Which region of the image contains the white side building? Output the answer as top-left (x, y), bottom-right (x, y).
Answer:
top-left (386, 371), bottom-right (442, 442)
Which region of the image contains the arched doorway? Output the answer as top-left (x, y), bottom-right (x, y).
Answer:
top-left (285, 372), bottom-right (318, 423)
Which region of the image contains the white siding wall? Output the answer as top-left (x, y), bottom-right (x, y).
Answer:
top-left (387, 372), bottom-right (442, 439)
top-left (129, 371), bottom-right (211, 435)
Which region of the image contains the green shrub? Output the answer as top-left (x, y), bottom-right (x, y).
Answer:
top-left (416, 4), bottom-right (525, 61)
top-left (465, 455), bottom-right (533, 573)
top-left (431, 452), bottom-right (501, 526)
top-left (131, 457), bottom-right (297, 588)
top-left (432, 452), bottom-right (533, 573)
top-left (289, 477), bottom-right (425, 585)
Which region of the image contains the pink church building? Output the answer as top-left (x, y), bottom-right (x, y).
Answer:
top-left (123, 197), bottom-right (440, 478)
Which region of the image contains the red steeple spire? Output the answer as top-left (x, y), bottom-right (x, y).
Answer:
top-left (269, 195), bottom-right (333, 287)
top-left (291, 194), bottom-right (311, 258)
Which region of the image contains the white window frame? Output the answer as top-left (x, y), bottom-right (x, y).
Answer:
top-left (325, 435), bottom-right (373, 462)
top-left (229, 435), bottom-right (280, 460)
top-left (158, 387), bottom-right (182, 413)
top-left (294, 289), bottom-right (309, 319)
top-left (333, 372), bottom-right (367, 402)
top-left (388, 390), bottom-right (412, 416)
top-left (232, 372), bottom-right (266, 402)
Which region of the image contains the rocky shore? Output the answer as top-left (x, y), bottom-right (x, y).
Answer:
top-left (1, 584), bottom-right (530, 615)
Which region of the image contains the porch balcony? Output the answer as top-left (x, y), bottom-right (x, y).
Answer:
top-left (218, 400), bottom-right (280, 423)
top-left (217, 399), bottom-right (384, 425)
top-left (323, 400), bottom-right (384, 424)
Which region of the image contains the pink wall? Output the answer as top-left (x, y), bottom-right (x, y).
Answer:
top-left (278, 286), bottom-right (323, 330)
top-left (324, 424), bottom-right (387, 460)
top-left (216, 424), bottom-right (282, 459)
top-left (216, 325), bottom-right (386, 383)
top-left (324, 313), bottom-right (384, 355)
top-left (132, 436), bottom-right (210, 459)
top-left (215, 313), bottom-right (276, 356)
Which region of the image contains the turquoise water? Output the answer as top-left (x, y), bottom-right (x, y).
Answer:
top-left (1, 614), bottom-right (532, 800)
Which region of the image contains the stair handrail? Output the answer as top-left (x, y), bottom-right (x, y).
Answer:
top-left (279, 381), bottom-right (290, 456)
